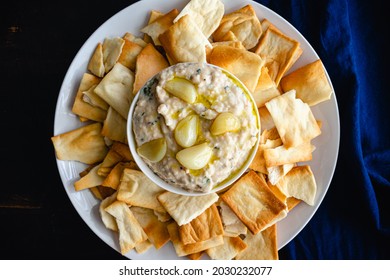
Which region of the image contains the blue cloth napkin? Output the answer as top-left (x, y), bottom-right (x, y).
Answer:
top-left (255, 0), bottom-right (389, 259)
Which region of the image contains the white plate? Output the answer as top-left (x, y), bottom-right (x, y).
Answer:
top-left (54, 0), bottom-right (340, 259)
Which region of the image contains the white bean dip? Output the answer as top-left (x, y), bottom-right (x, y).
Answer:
top-left (132, 63), bottom-right (259, 193)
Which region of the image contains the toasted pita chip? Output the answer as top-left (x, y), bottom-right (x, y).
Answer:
top-left (267, 163), bottom-right (295, 185)
top-left (71, 73), bottom-right (107, 122)
top-left (187, 251), bottom-right (205, 260)
top-left (219, 201), bottom-right (247, 237)
top-left (213, 5), bottom-right (262, 50)
top-left (250, 138), bottom-right (282, 174)
top-left (159, 15), bottom-right (210, 64)
top-left (117, 39), bottom-right (143, 71)
top-left (74, 163), bottom-right (105, 191)
top-left (265, 90), bottom-right (321, 148)
top-left (154, 210), bottom-right (171, 223)
top-left (277, 165), bottom-right (317, 206)
top-left (97, 185), bottom-right (116, 199)
top-left (157, 191), bottom-right (219, 226)
top-left (235, 225), bottom-right (278, 260)
top-left (88, 43), bottom-right (105, 77)
top-left (254, 26), bottom-right (302, 85)
top-left (174, 0), bottom-right (224, 38)
top-left (101, 107), bottom-right (127, 143)
top-left (51, 122), bottom-right (108, 164)
top-left (101, 161), bottom-right (138, 190)
top-left (117, 169), bottom-right (166, 212)
top-left (260, 126), bottom-right (280, 144)
top-left (123, 32), bottom-right (147, 47)
top-left (179, 204), bottom-right (224, 245)
top-left (102, 37), bottom-right (125, 73)
top-left (99, 191), bottom-right (118, 231)
top-left (143, 10), bottom-right (165, 43)
top-left (89, 187), bottom-right (103, 200)
top-left (266, 180), bottom-right (287, 205)
top-left (140, 9), bottom-right (179, 46)
top-left (94, 62), bottom-right (134, 119)
top-left (105, 201), bottom-right (148, 255)
top-left (280, 59), bottom-right (333, 106)
top-left (82, 84), bottom-right (109, 111)
top-left (258, 107), bottom-right (275, 132)
top-left (131, 206), bottom-right (170, 249)
top-left (206, 236), bottom-right (247, 260)
top-left (97, 141), bottom-right (133, 177)
top-left (252, 67), bottom-right (281, 107)
top-left (135, 239), bottom-right (153, 254)
top-left (220, 170), bottom-right (286, 234)
top-left (208, 45), bottom-right (263, 92)
top-left (263, 141), bottom-right (314, 167)
top-left (133, 43), bottom-right (169, 94)
top-left (167, 222), bottom-right (223, 257)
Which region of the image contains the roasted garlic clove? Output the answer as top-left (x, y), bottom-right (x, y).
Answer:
top-left (174, 115), bottom-right (199, 148)
top-left (164, 78), bottom-right (197, 104)
top-left (137, 138), bottom-right (167, 162)
top-left (176, 143), bottom-right (212, 170)
top-left (210, 112), bottom-right (241, 136)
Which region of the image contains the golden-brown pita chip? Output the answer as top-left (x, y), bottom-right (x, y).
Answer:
top-left (187, 251), bottom-right (205, 260)
top-left (97, 185), bottom-right (116, 199)
top-left (99, 191), bottom-right (118, 232)
top-left (220, 170), bottom-right (286, 234)
top-left (280, 59), bottom-right (333, 106)
top-left (213, 5), bottom-right (262, 50)
top-left (235, 225), bottom-right (278, 260)
top-left (157, 191), bottom-right (219, 226)
top-left (287, 197), bottom-right (301, 211)
top-left (105, 201), bottom-right (148, 255)
top-left (135, 239), bottom-right (153, 254)
top-left (123, 32), bottom-right (147, 47)
top-left (101, 161), bottom-right (138, 190)
top-left (174, 0), bottom-right (224, 38)
top-left (131, 206), bottom-right (170, 249)
top-left (159, 14), bottom-right (210, 64)
top-left (258, 107), bottom-right (275, 132)
top-left (89, 187), bottom-right (103, 200)
top-left (277, 165), bottom-right (317, 206)
top-left (74, 163), bottom-right (105, 191)
top-left (51, 122), bottom-right (108, 164)
top-left (88, 43), bottom-right (105, 77)
top-left (206, 236), bottom-right (247, 260)
top-left (208, 45), bottom-right (263, 92)
top-left (250, 138), bottom-right (282, 174)
top-left (260, 126), bottom-right (280, 144)
top-left (263, 141), bottom-right (314, 167)
top-left (219, 201), bottom-right (247, 237)
top-left (71, 73), bottom-right (107, 122)
top-left (101, 107), bottom-right (127, 143)
top-left (117, 39), bottom-right (143, 71)
top-left (167, 222), bottom-right (224, 257)
top-left (102, 37), bottom-right (125, 73)
top-left (254, 26), bottom-right (302, 85)
top-left (117, 169), bottom-right (165, 212)
top-left (265, 90), bottom-right (321, 148)
top-left (82, 84), bottom-right (109, 111)
top-left (252, 67), bottom-right (281, 107)
top-left (267, 163), bottom-right (295, 185)
top-left (133, 43), bottom-right (169, 94)
top-left (97, 141), bottom-right (133, 177)
top-left (179, 204), bottom-right (223, 245)
top-left (140, 9), bottom-right (179, 46)
top-left (94, 62), bottom-right (134, 119)
top-left (154, 210), bottom-right (171, 223)
top-left (143, 10), bottom-right (165, 43)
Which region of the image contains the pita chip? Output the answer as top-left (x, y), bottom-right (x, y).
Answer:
top-left (235, 225), bottom-right (278, 260)
top-left (157, 191), bottom-right (219, 226)
top-left (277, 165), bottom-right (317, 206)
top-left (82, 84), bottom-right (109, 111)
top-left (88, 43), bottom-right (105, 77)
top-left (101, 161), bottom-right (138, 190)
top-left (102, 37), bottom-right (125, 73)
top-left (159, 14), bottom-right (210, 64)
top-left (280, 59), bottom-right (333, 106)
top-left (167, 222), bottom-right (223, 257)
top-left (265, 90), bottom-right (321, 148)
top-left (179, 204), bottom-right (224, 245)
top-left (252, 67), bottom-right (281, 107)
top-left (117, 169), bottom-right (166, 212)
top-left (263, 141), bottom-right (314, 167)
top-left (123, 32), bottom-right (147, 47)
top-left (51, 122), bottom-right (108, 164)
top-left (174, 0), bottom-right (224, 38)
top-left (140, 9), bottom-right (179, 46)
top-left (208, 45), bottom-right (263, 92)
top-left (97, 141), bottom-right (133, 176)
top-left (74, 163), bottom-right (105, 191)
top-left (219, 201), bottom-right (247, 237)
top-left (135, 239), bottom-right (153, 254)
top-left (118, 39), bottom-right (143, 71)
top-left (71, 73), bottom-right (107, 122)
top-left (99, 191), bottom-right (118, 231)
top-left (220, 170), bottom-right (286, 234)
top-left (206, 236), bottom-right (247, 260)
top-left (105, 201), bottom-right (148, 255)
top-left (133, 43), bottom-right (169, 94)
top-left (101, 106), bottom-right (127, 143)
top-left (94, 62), bottom-right (135, 119)
top-left (250, 138), bottom-right (282, 174)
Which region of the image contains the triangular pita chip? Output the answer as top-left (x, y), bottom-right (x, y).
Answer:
top-left (250, 138), bottom-right (282, 174)
top-left (102, 37), bottom-right (125, 73)
top-left (94, 62), bottom-right (135, 119)
top-left (51, 122), bottom-right (108, 164)
top-left (74, 163), bottom-right (105, 191)
top-left (252, 67), bottom-right (281, 107)
top-left (101, 161), bottom-right (138, 190)
top-left (219, 201), bottom-right (247, 237)
top-left (99, 191), bottom-right (118, 232)
top-left (206, 236), bottom-right (247, 260)
top-left (117, 39), bottom-right (143, 71)
top-left (101, 107), bottom-right (127, 143)
top-left (123, 32), bottom-right (147, 47)
top-left (87, 43), bottom-right (105, 77)
top-left (82, 84), bottom-right (109, 110)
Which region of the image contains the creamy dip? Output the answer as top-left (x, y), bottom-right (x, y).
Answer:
top-left (132, 63), bottom-right (259, 193)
